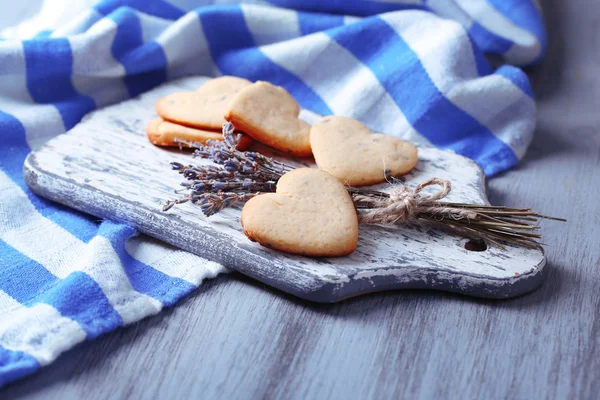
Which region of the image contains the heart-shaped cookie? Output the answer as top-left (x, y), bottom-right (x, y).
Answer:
top-left (146, 117), bottom-right (252, 149)
top-left (241, 168), bottom-right (358, 257)
top-left (310, 116), bottom-right (418, 186)
top-left (225, 81), bottom-right (312, 157)
top-left (155, 76), bottom-right (251, 129)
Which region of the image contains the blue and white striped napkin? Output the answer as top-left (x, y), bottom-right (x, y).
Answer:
top-left (0, 0), bottom-right (544, 386)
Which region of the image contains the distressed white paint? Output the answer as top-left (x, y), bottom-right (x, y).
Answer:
top-left (23, 76), bottom-right (546, 302)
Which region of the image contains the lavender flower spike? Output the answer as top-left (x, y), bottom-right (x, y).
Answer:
top-left (222, 122), bottom-right (242, 149)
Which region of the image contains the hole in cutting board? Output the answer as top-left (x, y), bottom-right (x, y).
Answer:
top-left (464, 238), bottom-right (487, 252)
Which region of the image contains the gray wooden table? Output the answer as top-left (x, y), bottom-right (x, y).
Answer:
top-left (3, 0), bottom-right (599, 398)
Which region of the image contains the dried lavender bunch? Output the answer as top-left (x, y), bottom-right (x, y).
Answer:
top-left (163, 192), bottom-right (257, 216)
top-left (348, 178), bottom-right (565, 249)
top-left (164, 122), bottom-right (288, 217)
top-left (164, 123), bottom-right (565, 248)
top-left (175, 122), bottom-right (294, 181)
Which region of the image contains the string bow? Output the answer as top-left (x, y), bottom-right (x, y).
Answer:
top-left (354, 178), bottom-right (477, 225)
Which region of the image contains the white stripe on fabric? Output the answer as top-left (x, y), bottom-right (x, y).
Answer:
top-left (454, 0), bottom-right (540, 65)
top-left (504, 42), bottom-right (539, 67)
top-left (0, 171), bottom-right (162, 324)
top-left (156, 11), bottom-right (219, 80)
top-left (0, 96), bottom-right (65, 151)
top-left (425, 0), bottom-right (474, 29)
top-left (166, 0), bottom-right (270, 9)
top-left (85, 236), bottom-right (164, 324)
top-left (164, 0), bottom-right (198, 12)
top-left (343, 15), bottom-right (362, 25)
top-left (260, 32), bottom-right (428, 145)
top-left (444, 75), bottom-right (535, 159)
top-left (69, 18), bottom-right (129, 108)
top-left (0, 0), bottom-right (97, 39)
top-left (0, 303), bottom-right (87, 366)
top-left (138, 10), bottom-right (172, 44)
top-left (124, 236), bottom-right (226, 286)
top-left (0, 291), bottom-right (22, 316)
top-left (50, 8), bottom-right (104, 37)
top-left (382, 13), bottom-right (478, 79)
top-left (298, 108), bottom-right (324, 125)
top-left (241, 4), bottom-right (301, 46)
top-left (0, 42), bottom-right (65, 150)
top-left (380, 12), bottom-right (533, 158)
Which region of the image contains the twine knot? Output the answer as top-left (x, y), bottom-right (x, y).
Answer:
top-left (356, 178), bottom-right (475, 225)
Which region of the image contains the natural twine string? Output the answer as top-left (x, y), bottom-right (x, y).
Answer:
top-left (354, 178), bottom-right (477, 225)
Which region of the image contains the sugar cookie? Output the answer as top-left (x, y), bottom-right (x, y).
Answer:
top-left (241, 168), bottom-right (358, 257)
top-left (146, 117), bottom-right (251, 149)
top-left (225, 81), bottom-right (312, 157)
top-left (310, 116), bottom-right (418, 186)
top-left (155, 76), bottom-right (251, 129)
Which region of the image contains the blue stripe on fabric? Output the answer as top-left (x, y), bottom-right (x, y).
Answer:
top-left (495, 65), bottom-right (534, 99)
top-left (98, 222), bottom-right (195, 307)
top-left (0, 111), bottom-right (100, 243)
top-left (34, 272), bottom-right (123, 339)
top-left (105, 8), bottom-right (168, 97)
top-left (0, 245), bottom-right (121, 342)
top-left (468, 22), bottom-right (513, 56)
top-left (22, 38), bottom-right (96, 130)
top-left (0, 241), bottom-right (59, 304)
top-left (266, 0), bottom-right (426, 17)
top-left (0, 116), bottom-right (155, 335)
top-left (487, 0), bottom-right (546, 60)
top-left (0, 240), bottom-right (121, 338)
top-left (198, 5), bottom-right (331, 116)
top-left (0, 346), bottom-right (40, 387)
top-left (328, 17), bottom-right (518, 176)
top-left (298, 12), bottom-right (345, 36)
top-left (95, 0), bottom-right (184, 19)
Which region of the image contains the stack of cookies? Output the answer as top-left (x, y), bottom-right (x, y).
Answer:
top-left (149, 76), bottom-right (419, 257)
top-left (147, 76), bottom-right (253, 149)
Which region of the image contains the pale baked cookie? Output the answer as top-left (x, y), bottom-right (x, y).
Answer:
top-left (155, 76), bottom-right (251, 129)
top-left (241, 168), bottom-right (358, 257)
top-left (146, 117), bottom-right (252, 149)
top-left (225, 81), bottom-right (312, 157)
top-left (310, 116), bottom-right (418, 186)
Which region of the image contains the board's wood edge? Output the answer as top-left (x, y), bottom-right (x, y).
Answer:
top-left (23, 150), bottom-right (547, 303)
top-left (22, 151), bottom-right (333, 296)
top-left (324, 259), bottom-right (548, 302)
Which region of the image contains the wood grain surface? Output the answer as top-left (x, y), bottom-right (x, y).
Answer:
top-left (23, 76), bottom-right (546, 301)
top-left (2, 0), bottom-right (599, 398)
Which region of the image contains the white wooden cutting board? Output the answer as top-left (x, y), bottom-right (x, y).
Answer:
top-left (23, 76), bottom-right (546, 302)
